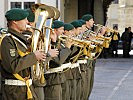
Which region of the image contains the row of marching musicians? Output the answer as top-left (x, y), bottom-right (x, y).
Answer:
top-left (0, 3), bottom-right (112, 100)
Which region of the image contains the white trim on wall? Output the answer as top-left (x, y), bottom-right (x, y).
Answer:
top-left (8, 0), bottom-right (37, 10)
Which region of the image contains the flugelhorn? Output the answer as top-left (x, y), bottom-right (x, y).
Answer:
top-left (58, 35), bottom-right (91, 47)
top-left (94, 24), bottom-right (118, 33)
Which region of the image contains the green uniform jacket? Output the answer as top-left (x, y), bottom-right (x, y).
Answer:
top-left (45, 42), bottom-right (71, 86)
top-left (1, 28), bottom-right (38, 100)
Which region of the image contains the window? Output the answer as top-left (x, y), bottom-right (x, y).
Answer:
top-left (8, 0), bottom-right (36, 10)
top-left (24, 2), bottom-right (35, 9)
top-left (11, 2), bottom-right (22, 8)
top-left (112, 0), bottom-right (119, 4)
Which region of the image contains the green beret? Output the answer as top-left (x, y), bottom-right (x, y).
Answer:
top-left (52, 24), bottom-right (54, 29)
top-left (5, 8), bottom-right (29, 21)
top-left (78, 19), bottom-right (86, 25)
top-left (64, 23), bottom-right (74, 31)
top-left (71, 20), bottom-right (82, 28)
top-left (52, 20), bottom-right (64, 29)
top-left (82, 14), bottom-right (93, 21)
top-left (26, 9), bottom-right (35, 22)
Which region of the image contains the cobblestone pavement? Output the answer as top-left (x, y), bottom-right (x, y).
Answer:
top-left (89, 58), bottom-right (133, 100)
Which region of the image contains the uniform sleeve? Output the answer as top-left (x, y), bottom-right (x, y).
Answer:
top-left (53, 47), bottom-right (71, 65)
top-left (49, 47), bottom-right (71, 68)
top-left (1, 36), bottom-right (37, 74)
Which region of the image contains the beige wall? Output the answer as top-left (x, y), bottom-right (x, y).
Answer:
top-left (107, 3), bottom-right (119, 28)
top-left (0, 0), bottom-right (6, 28)
top-left (64, 0), bottom-right (78, 23)
top-left (59, 0), bottom-right (65, 21)
top-left (107, 0), bottom-right (133, 34)
top-left (40, 0), bottom-right (56, 7)
top-left (94, 0), bottom-right (104, 25)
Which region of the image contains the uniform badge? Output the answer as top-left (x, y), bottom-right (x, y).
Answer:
top-left (10, 49), bottom-right (16, 57)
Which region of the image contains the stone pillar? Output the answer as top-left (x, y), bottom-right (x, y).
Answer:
top-left (94, 0), bottom-right (104, 25)
top-left (64, 0), bottom-right (78, 23)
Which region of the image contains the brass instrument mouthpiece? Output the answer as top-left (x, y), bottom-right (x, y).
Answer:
top-left (26, 25), bottom-right (32, 28)
top-left (26, 25), bottom-right (42, 33)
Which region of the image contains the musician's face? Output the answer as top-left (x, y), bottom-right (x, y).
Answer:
top-left (86, 18), bottom-right (94, 29)
top-left (64, 28), bottom-right (75, 36)
top-left (75, 27), bottom-right (82, 35)
top-left (13, 18), bottom-right (28, 33)
top-left (56, 26), bottom-right (64, 36)
top-left (64, 30), bottom-right (71, 36)
top-left (69, 28), bottom-right (75, 36)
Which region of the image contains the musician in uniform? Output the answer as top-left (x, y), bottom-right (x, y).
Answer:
top-left (1, 8), bottom-right (46, 100)
top-left (77, 19), bottom-right (90, 100)
top-left (82, 14), bottom-right (96, 99)
top-left (44, 20), bottom-right (73, 100)
top-left (61, 23), bottom-right (75, 100)
top-left (78, 19), bottom-right (87, 35)
top-left (70, 20), bottom-right (83, 100)
top-left (24, 9), bottom-right (59, 100)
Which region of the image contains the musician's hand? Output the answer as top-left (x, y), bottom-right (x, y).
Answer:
top-left (50, 31), bottom-right (57, 42)
top-left (48, 49), bottom-right (59, 57)
top-left (34, 50), bottom-right (46, 61)
top-left (65, 38), bottom-right (74, 48)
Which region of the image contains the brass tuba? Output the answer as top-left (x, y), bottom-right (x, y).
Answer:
top-left (30, 3), bottom-right (59, 84)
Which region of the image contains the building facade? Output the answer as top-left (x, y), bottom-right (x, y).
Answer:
top-left (0, 0), bottom-right (65, 28)
top-left (107, 0), bottom-right (133, 34)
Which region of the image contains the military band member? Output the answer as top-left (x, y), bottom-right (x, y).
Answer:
top-left (82, 14), bottom-right (96, 99)
top-left (62, 23), bottom-right (75, 100)
top-left (82, 14), bottom-right (94, 31)
top-left (70, 20), bottom-right (83, 100)
top-left (1, 8), bottom-right (46, 100)
top-left (82, 14), bottom-right (107, 99)
top-left (78, 19), bottom-right (87, 35)
top-left (77, 19), bottom-right (89, 100)
top-left (44, 20), bottom-right (73, 100)
top-left (24, 9), bottom-right (59, 100)
top-left (71, 20), bottom-right (82, 38)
